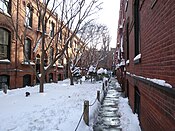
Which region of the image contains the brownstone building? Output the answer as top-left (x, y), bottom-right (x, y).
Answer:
top-left (0, 0), bottom-right (83, 90)
top-left (117, 0), bottom-right (175, 130)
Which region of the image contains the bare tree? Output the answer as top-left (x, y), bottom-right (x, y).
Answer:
top-left (80, 23), bottom-right (111, 71)
top-left (59, 0), bottom-right (102, 85)
top-left (1, 0), bottom-right (102, 92)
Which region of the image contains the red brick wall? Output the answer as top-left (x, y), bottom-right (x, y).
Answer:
top-left (126, 75), bottom-right (175, 131)
top-left (118, 0), bottom-right (175, 130)
top-left (125, 0), bottom-right (175, 87)
top-left (0, 0), bottom-right (63, 89)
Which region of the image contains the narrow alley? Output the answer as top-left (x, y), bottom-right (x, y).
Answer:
top-left (93, 78), bottom-right (122, 131)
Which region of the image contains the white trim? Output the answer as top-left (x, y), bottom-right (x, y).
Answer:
top-left (125, 0), bottom-right (129, 12)
top-left (22, 61), bottom-right (35, 65)
top-left (134, 53), bottom-right (141, 61)
top-left (127, 72), bottom-right (172, 88)
top-left (126, 60), bottom-right (130, 65)
top-left (0, 59), bottom-right (10, 63)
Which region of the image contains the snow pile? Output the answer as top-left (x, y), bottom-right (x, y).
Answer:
top-left (97, 68), bottom-right (107, 75)
top-left (97, 68), bottom-right (104, 74)
top-left (118, 97), bottom-right (141, 131)
top-left (88, 65), bottom-right (96, 73)
top-left (0, 80), bottom-right (102, 131)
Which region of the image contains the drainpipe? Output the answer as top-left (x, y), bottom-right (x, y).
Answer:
top-left (15, 0), bottom-right (19, 88)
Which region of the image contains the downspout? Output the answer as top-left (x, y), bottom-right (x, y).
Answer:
top-left (15, 0), bottom-right (19, 88)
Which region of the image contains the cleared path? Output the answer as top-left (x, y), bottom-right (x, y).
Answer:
top-left (93, 78), bottom-right (122, 131)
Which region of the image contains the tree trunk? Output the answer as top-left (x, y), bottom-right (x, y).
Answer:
top-left (39, 74), bottom-right (44, 93)
top-left (40, 27), bottom-right (45, 93)
top-left (70, 74), bottom-right (74, 85)
top-left (68, 64), bottom-right (74, 85)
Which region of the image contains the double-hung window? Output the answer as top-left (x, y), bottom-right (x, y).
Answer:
top-left (0, 0), bottom-right (11, 14)
top-left (50, 21), bottom-right (54, 37)
top-left (25, 5), bottom-right (33, 27)
top-left (24, 38), bottom-right (31, 61)
top-left (0, 28), bottom-right (11, 60)
top-left (0, 75), bottom-right (9, 90)
top-left (49, 47), bottom-right (54, 63)
top-left (134, 0), bottom-right (140, 57)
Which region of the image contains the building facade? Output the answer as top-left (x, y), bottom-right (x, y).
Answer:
top-left (0, 0), bottom-right (83, 90)
top-left (117, 0), bottom-right (175, 130)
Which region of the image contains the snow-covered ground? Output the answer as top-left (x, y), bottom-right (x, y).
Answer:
top-left (118, 97), bottom-right (141, 131)
top-left (0, 79), bottom-right (141, 131)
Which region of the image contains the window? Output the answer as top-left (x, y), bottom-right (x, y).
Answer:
top-left (44, 17), bottom-right (47, 33)
top-left (44, 53), bottom-right (48, 66)
top-left (58, 59), bottom-right (62, 65)
top-left (58, 74), bottom-right (62, 81)
top-left (125, 0), bottom-right (128, 12)
top-left (0, 75), bottom-right (9, 91)
top-left (49, 47), bottom-right (54, 63)
top-left (50, 21), bottom-right (55, 37)
top-left (0, 0), bottom-right (11, 14)
top-left (36, 54), bottom-right (40, 73)
top-left (38, 15), bottom-right (41, 30)
top-left (43, 0), bottom-right (48, 4)
top-left (0, 28), bottom-right (11, 60)
top-left (49, 73), bottom-right (53, 83)
top-left (25, 5), bottom-right (33, 27)
top-left (134, 0), bottom-right (140, 57)
top-left (126, 22), bottom-right (130, 60)
top-left (23, 74), bottom-right (31, 87)
top-left (24, 38), bottom-right (31, 61)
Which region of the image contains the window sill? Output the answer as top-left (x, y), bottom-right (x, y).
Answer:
top-left (126, 60), bottom-right (130, 65)
top-left (21, 60), bottom-right (35, 65)
top-left (0, 11), bottom-right (11, 18)
top-left (0, 59), bottom-right (11, 64)
top-left (24, 25), bottom-right (33, 30)
top-left (37, 29), bottom-right (42, 33)
top-left (134, 54), bottom-right (141, 64)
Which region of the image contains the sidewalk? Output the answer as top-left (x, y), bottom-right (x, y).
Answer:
top-left (93, 78), bottom-right (122, 131)
top-left (93, 78), bottom-right (141, 131)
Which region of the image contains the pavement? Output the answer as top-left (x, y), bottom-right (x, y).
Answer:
top-left (93, 78), bottom-right (122, 131)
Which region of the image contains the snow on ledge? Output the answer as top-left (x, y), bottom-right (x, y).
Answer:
top-left (22, 61), bottom-right (35, 65)
top-left (127, 72), bottom-right (172, 88)
top-left (0, 59), bottom-right (10, 63)
top-left (134, 54), bottom-right (141, 61)
top-left (146, 78), bottom-right (172, 88)
top-left (119, 59), bottom-right (125, 66)
top-left (126, 60), bottom-right (129, 65)
top-left (58, 65), bottom-right (64, 68)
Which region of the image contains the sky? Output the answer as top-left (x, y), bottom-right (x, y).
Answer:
top-left (97, 0), bottom-right (120, 48)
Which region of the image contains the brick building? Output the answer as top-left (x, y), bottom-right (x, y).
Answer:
top-left (98, 48), bottom-right (116, 71)
top-left (0, 0), bottom-right (83, 90)
top-left (117, 0), bottom-right (175, 130)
